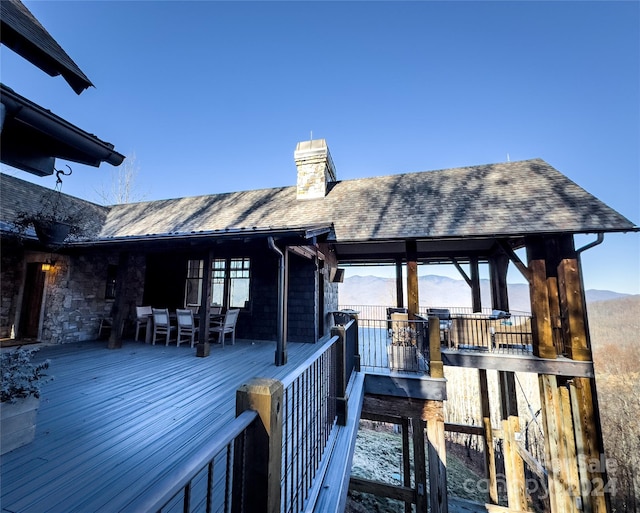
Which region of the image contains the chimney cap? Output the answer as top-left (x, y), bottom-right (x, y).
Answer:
top-left (295, 139), bottom-right (330, 158)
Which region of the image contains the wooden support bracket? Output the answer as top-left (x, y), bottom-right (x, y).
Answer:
top-left (497, 240), bottom-right (531, 284)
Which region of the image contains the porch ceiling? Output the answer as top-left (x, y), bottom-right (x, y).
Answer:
top-left (333, 237), bottom-right (509, 264)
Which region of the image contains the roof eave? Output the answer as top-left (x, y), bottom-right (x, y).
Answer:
top-left (0, 84), bottom-right (125, 176)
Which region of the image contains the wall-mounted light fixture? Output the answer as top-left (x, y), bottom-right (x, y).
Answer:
top-left (41, 257), bottom-right (57, 272)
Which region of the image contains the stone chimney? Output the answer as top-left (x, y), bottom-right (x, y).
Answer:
top-left (295, 139), bottom-right (336, 200)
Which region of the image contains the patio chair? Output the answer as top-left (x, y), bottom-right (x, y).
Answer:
top-left (209, 308), bottom-right (240, 347)
top-left (135, 305), bottom-right (153, 342)
top-left (176, 308), bottom-right (199, 348)
top-left (98, 317), bottom-right (124, 339)
top-left (98, 317), bottom-right (113, 338)
top-left (151, 308), bottom-right (177, 346)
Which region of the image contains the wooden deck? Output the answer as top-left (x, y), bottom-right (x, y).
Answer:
top-left (0, 338), bottom-right (321, 513)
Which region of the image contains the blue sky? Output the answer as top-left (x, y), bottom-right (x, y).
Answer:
top-left (1, 1), bottom-right (638, 294)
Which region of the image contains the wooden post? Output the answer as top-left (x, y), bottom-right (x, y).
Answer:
top-left (235, 378), bottom-right (284, 513)
top-left (539, 375), bottom-right (592, 513)
top-left (396, 258), bottom-right (404, 309)
top-left (570, 377), bottom-right (609, 513)
top-left (406, 240), bottom-right (419, 320)
top-left (489, 252), bottom-right (510, 312)
top-left (558, 381), bottom-right (581, 508)
top-left (427, 403), bottom-right (448, 513)
top-left (555, 236), bottom-right (609, 512)
top-left (557, 257), bottom-right (591, 361)
top-left (331, 324), bottom-right (348, 426)
top-left (428, 315), bottom-right (443, 379)
top-left (544, 237), bottom-right (564, 356)
top-left (470, 256), bottom-right (482, 313)
top-left (479, 369), bottom-right (499, 504)
top-left (499, 371), bottom-right (526, 511)
top-left (196, 250), bottom-right (213, 357)
top-left (401, 417), bottom-right (412, 513)
top-left (107, 252), bottom-right (129, 350)
top-left (413, 416), bottom-right (428, 513)
top-left (526, 237), bottom-right (556, 359)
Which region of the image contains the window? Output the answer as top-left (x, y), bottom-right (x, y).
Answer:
top-left (211, 259), bottom-right (226, 307)
top-left (228, 257), bottom-right (250, 308)
top-left (185, 260), bottom-right (204, 307)
top-left (105, 264), bottom-right (117, 299)
top-left (186, 258), bottom-right (251, 309)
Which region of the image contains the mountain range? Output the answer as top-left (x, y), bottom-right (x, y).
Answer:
top-left (338, 274), bottom-right (632, 313)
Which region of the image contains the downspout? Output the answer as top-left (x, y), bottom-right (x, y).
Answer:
top-left (574, 232), bottom-right (605, 350)
top-left (576, 233), bottom-right (604, 254)
top-left (269, 237), bottom-right (287, 366)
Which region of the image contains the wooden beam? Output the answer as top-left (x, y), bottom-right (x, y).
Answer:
top-left (444, 423), bottom-right (484, 436)
top-left (349, 476), bottom-right (416, 503)
top-left (450, 258), bottom-right (472, 287)
top-left (486, 505), bottom-right (528, 513)
top-left (360, 411), bottom-right (403, 424)
top-left (441, 350), bottom-right (595, 377)
top-left (363, 373), bottom-right (447, 401)
top-left (497, 239), bottom-right (531, 284)
top-left (362, 395), bottom-right (444, 423)
top-left (515, 441), bottom-right (547, 482)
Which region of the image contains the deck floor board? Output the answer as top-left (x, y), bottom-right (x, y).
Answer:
top-left (1, 338), bottom-right (320, 513)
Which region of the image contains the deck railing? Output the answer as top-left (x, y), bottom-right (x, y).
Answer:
top-left (350, 306), bottom-right (534, 366)
top-left (129, 324), bottom-right (360, 513)
top-left (280, 335), bottom-right (339, 513)
top-left (358, 317), bottom-right (431, 374)
top-left (123, 409), bottom-right (259, 513)
top-left (447, 313), bottom-right (533, 354)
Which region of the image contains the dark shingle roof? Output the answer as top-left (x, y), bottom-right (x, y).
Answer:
top-left (0, 0), bottom-right (93, 94)
top-left (98, 159), bottom-right (637, 242)
top-left (0, 173), bottom-right (109, 240)
top-left (2, 159), bottom-right (636, 245)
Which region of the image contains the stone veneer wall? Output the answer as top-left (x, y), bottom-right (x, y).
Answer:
top-left (30, 251), bottom-right (145, 344)
top-left (0, 239), bottom-right (24, 339)
top-left (320, 245), bottom-right (340, 337)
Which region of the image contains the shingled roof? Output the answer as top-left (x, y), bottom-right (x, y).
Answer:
top-left (97, 159), bottom-right (636, 243)
top-left (0, 0), bottom-right (93, 94)
top-left (1, 159), bottom-right (636, 246)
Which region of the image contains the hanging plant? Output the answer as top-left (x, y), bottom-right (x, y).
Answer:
top-left (11, 166), bottom-right (85, 247)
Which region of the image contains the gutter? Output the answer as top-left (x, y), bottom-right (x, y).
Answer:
top-left (0, 84), bottom-right (124, 167)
